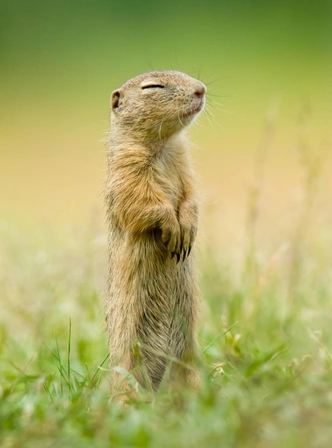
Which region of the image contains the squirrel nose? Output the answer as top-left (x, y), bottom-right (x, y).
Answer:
top-left (194, 83), bottom-right (206, 99)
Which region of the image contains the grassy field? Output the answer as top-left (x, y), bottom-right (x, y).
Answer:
top-left (1, 152), bottom-right (332, 448)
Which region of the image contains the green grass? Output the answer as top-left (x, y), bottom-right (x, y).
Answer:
top-left (1, 196), bottom-right (332, 448)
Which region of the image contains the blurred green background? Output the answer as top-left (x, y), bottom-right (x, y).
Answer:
top-left (1, 0), bottom-right (331, 235)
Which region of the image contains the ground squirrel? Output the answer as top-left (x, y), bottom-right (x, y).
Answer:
top-left (105, 70), bottom-right (206, 395)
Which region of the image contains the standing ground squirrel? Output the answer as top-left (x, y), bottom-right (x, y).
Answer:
top-left (105, 70), bottom-right (206, 395)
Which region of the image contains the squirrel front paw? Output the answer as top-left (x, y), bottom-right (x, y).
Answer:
top-left (160, 217), bottom-right (181, 260)
top-left (178, 201), bottom-right (198, 261)
top-left (179, 222), bottom-right (197, 261)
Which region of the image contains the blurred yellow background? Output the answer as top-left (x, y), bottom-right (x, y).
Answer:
top-left (1, 0), bottom-right (331, 244)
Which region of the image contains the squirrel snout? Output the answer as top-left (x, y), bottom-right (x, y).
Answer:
top-left (194, 83), bottom-right (206, 99)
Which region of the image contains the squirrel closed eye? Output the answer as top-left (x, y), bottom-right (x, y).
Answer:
top-left (141, 84), bottom-right (165, 89)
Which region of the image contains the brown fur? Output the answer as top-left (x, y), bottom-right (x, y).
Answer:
top-left (105, 70), bottom-right (206, 394)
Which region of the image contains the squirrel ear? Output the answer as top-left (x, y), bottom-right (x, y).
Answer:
top-left (111, 90), bottom-right (121, 110)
